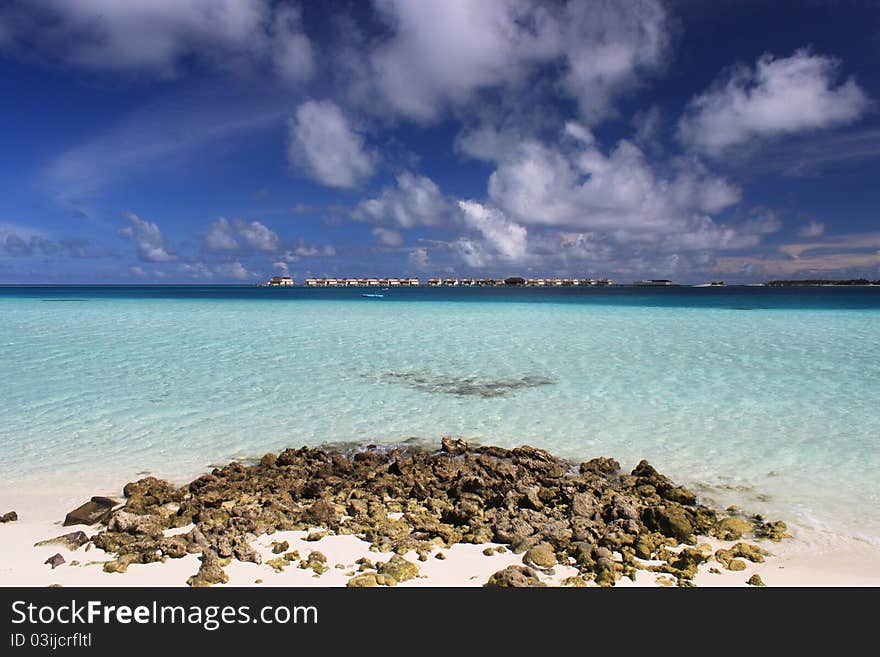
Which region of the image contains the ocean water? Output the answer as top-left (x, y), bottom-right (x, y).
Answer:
top-left (1, 285), bottom-right (879, 546)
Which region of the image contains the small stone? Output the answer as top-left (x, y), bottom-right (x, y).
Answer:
top-left (441, 437), bottom-right (468, 455)
top-left (187, 555), bottom-right (228, 587)
top-left (347, 573), bottom-right (379, 587)
top-left (271, 540), bottom-right (289, 554)
top-left (45, 553), bottom-right (65, 569)
top-left (482, 547), bottom-right (495, 556)
top-left (375, 573), bottom-right (397, 586)
top-left (304, 531), bottom-right (327, 542)
top-left (102, 554), bottom-right (139, 574)
top-left (523, 542), bottom-right (556, 568)
top-left (255, 579), bottom-right (263, 584)
top-left (35, 531), bottom-right (90, 551)
top-left (560, 576), bottom-right (588, 587)
top-left (714, 516), bottom-right (753, 541)
top-left (1, 511), bottom-right (18, 523)
top-left (747, 574), bottom-right (766, 587)
top-left (378, 555), bottom-right (419, 582)
top-left (726, 559), bottom-right (747, 571)
top-left (434, 552), bottom-right (446, 560)
top-left (486, 565), bottom-right (545, 587)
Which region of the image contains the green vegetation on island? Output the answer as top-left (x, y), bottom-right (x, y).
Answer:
top-left (764, 279), bottom-right (880, 286)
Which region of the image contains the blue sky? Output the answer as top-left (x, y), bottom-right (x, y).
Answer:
top-left (1, 0), bottom-right (879, 284)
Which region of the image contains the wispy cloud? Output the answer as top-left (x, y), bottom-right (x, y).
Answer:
top-left (45, 84), bottom-right (291, 198)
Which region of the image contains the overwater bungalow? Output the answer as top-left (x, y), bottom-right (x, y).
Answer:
top-left (267, 276), bottom-right (294, 286)
top-left (427, 278), bottom-right (441, 286)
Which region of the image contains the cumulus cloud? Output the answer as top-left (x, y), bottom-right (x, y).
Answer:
top-left (557, 0), bottom-right (669, 124)
top-left (0, 1), bottom-right (314, 81)
top-left (0, 226), bottom-right (56, 257)
top-left (179, 262), bottom-right (213, 279)
top-left (204, 217), bottom-right (238, 252)
top-left (119, 212), bottom-right (176, 262)
top-left (216, 261), bottom-right (255, 280)
top-left (368, 0), bottom-right (668, 124)
top-left (355, 172), bottom-right (450, 228)
top-left (287, 100), bottom-right (376, 188)
top-left (236, 219), bottom-right (279, 252)
top-left (203, 217), bottom-right (279, 253)
top-left (270, 4), bottom-right (314, 83)
top-left (409, 246), bottom-right (430, 268)
top-left (484, 123), bottom-right (759, 252)
top-left (679, 49), bottom-right (871, 156)
top-left (458, 200), bottom-right (528, 262)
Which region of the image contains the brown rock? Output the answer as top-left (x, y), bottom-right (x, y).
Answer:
top-left (1, 511), bottom-right (17, 523)
top-left (441, 436), bottom-right (468, 455)
top-left (747, 573), bottom-right (766, 587)
top-left (35, 531), bottom-right (90, 550)
top-left (186, 554), bottom-right (228, 587)
top-left (63, 497), bottom-right (120, 526)
top-left (45, 553), bottom-right (65, 569)
top-left (486, 565), bottom-right (545, 587)
top-left (523, 542), bottom-right (557, 568)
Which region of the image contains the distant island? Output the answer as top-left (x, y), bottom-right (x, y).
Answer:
top-left (765, 279), bottom-right (880, 286)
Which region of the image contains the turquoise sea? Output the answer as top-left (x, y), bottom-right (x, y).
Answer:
top-left (1, 285), bottom-right (878, 546)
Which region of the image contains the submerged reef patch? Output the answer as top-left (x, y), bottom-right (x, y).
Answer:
top-left (380, 370), bottom-right (554, 397)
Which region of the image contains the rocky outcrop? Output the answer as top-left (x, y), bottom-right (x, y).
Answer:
top-left (71, 438), bottom-right (785, 587)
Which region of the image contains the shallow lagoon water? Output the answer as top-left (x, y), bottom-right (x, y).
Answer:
top-left (1, 285), bottom-right (878, 546)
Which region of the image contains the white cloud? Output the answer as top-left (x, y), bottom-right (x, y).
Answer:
top-left (372, 227), bottom-right (403, 246)
top-left (454, 238), bottom-right (489, 268)
top-left (235, 219), bottom-right (279, 252)
top-left (204, 217), bottom-right (238, 252)
top-left (216, 261), bottom-right (255, 280)
top-left (0, 1), bottom-right (317, 82)
top-left (119, 212), bottom-right (176, 262)
top-left (679, 49), bottom-right (871, 156)
top-left (355, 172), bottom-right (450, 228)
top-left (287, 100), bottom-right (376, 188)
top-left (271, 4), bottom-right (314, 84)
top-left (179, 262), bottom-right (213, 279)
top-left (368, 0), bottom-right (669, 124)
top-left (798, 220), bottom-right (826, 238)
top-left (558, 0), bottom-right (669, 124)
top-left (458, 200), bottom-right (527, 262)
top-left (0, 0), bottom-right (269, 76)
top-left (203, 217), bottom-right (279, 252)
top-left (409, 247), bottom-right (430, 269)
top-left (485, 125), bottom-right (758, 253)
top-left (272, 261), bottom-right (290, 275)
